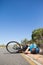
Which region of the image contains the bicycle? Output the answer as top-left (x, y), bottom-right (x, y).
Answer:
top-left (6, 41), bottom-right (28, 53)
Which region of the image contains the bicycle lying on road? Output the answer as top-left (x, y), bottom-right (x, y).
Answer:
top-left (6, 41), bottom-right (28, 53)
top-left (6, 41), bottom-right (40, 54)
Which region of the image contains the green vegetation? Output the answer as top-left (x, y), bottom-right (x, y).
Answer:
top-left (0, 44), bottom-right (5, 47)
top-left (32, 28), bottom-right (43, 44)
top-left (21, 38), bottom-right (29, 45)
top-left (21, 28), bottom-right (43, 46)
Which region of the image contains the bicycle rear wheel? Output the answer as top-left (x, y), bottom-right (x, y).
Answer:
top-left (6, 41), bottom-right (21, 53)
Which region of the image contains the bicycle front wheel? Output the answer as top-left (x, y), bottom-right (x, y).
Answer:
top-left (6, 41), bottom-right (21, 53)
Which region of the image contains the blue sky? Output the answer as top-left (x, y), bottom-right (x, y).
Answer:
top-left (0, 0), bottom-right (43, 44)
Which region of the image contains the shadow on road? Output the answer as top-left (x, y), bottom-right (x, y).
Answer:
top-left (3, 52), bottom-right (22, 55)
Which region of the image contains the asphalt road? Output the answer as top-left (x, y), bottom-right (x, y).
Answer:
top-left (0, 47), bottom-right (30, 65)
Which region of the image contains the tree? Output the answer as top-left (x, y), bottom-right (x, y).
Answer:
top-left (32, 28), bottom-right (43, 44)
top-left (21, 38), bottom-right (29, 45)
top-left (27, 40), bottom-right (33, 44)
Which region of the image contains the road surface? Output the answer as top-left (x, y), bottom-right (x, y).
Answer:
top-left (0, 47), bottom-right (30, 65)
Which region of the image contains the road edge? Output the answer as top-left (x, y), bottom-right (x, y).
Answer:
top-left (21, 53), bottom-right (42, 65)
top-left (21, 53), bottom-right (36, 65)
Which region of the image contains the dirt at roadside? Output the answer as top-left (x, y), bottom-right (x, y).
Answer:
top-left (27, 54), bottom-right (43, 65)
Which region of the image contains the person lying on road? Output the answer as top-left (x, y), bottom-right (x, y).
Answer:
top-left (25, 43), bottom-right (40, 54)
top-left (16, 43), bottom-right (40, 54)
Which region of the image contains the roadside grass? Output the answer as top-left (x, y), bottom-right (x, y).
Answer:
top-left (0, 45), bottom-right (6, 48)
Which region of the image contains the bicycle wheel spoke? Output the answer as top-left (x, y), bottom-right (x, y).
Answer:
top-left (6, 41), bottom-right (20, 53)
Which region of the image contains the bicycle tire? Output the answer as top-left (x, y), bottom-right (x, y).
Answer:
top-left (6, 41), bottom-right (21, 53)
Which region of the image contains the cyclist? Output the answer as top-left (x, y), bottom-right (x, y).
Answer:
top-left (16, 43), bottom-right (40, 54)
top-left (25, 43), bottom-right (40, 54)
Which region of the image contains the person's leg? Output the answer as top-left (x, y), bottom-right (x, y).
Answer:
top-left (16, 45), bottom-right (29, 53)
top-left (18, 45), bottom-right (28, 53)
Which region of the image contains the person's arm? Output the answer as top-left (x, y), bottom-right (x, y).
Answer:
top-left (24, 46), bottom-right (30, 54)
top-left (25, 47), bottom-right (30, 52)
